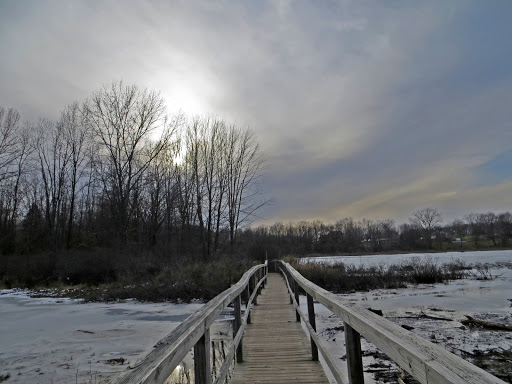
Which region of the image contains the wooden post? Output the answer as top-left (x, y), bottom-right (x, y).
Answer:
top-left (307, 294), bottom-right (319, 361)
top-left (233, 294), bottom-right (243, 363)
top-left (253, 275), bottom-right (258, 305)
top-left (344, 323), bottom-right (364, 384)
top-left (293, 280), bottom-right (300, 322)
top-left (194, 328), bottom-right (212, 384)
top-left (246, 285), bottom-right (251, 324)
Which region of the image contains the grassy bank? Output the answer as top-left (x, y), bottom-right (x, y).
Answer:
top-left (0, 249), bottom-right (258, 302)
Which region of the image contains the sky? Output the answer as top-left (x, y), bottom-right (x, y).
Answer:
top-left (1, 0), bottom-right (512, 225)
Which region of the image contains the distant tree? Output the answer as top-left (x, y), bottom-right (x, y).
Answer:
top-left (479, 212), bottom-right (499, 247)
top-left (363, 218), bottom-right (381, 252)
top-left (464, 213), bottom-right (484, 247)
top-left (399, 223), bottom-right (422, 250)
top-left (410, 208), bottom-right (442, 249)
top-left (450, 218), bottom-right (467, 248)
top-left (335, 218), bottom-right (363, 252)
top-left (379, 219), bottom-right (398, 249)
top-left (497, 212), bottom-right (512, 247)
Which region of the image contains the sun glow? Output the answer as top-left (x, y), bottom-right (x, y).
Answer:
top-left (163, 84), bottom-right (207, 116)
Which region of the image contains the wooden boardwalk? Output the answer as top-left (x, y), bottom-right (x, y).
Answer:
top-left (230, 273), bottom-right (328, 384)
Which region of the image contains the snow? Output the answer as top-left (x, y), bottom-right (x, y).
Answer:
top-left (0, 293), bottom-right (203, 383)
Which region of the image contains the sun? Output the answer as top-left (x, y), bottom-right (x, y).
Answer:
top-left (163, 84), bottom-right (207, 116)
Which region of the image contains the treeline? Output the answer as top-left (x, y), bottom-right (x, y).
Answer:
top-left (242, 208), bottom-right (512, 258)
top-left (0, 82), bottom-right (266, 264)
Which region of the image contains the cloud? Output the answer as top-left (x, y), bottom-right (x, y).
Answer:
top-left (1, 1), bottom-right (511, 225)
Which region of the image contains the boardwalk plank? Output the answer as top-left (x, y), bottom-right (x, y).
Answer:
top-left (231, 273), bottom-right (327, 384)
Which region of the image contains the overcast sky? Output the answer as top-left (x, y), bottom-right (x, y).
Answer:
top-left (1, 0), bottom-right (512, 225)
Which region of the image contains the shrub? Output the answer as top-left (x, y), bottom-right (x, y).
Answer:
top-left (294, 256), bottom-right (470, 294)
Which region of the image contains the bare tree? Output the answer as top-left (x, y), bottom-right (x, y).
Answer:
top-left (225, 126), bottom-right (266, 246)
top-left (60, 102), bottom-right (91, 248)
top-left (0, 107), bottom-right (21, 182)
top-left (185, 117), bottom-right (229, 258)
top-left (410, 208), bottom-right (442, 249)
top-left (84, 81), bottom-right (180, 244)
top-left (34, 118), bottom-right (73, 250)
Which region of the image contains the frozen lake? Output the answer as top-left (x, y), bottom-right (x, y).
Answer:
top-left (0, 294), bottom-right (203, 383)
top-left (301, 249), bottom-right (512, 267)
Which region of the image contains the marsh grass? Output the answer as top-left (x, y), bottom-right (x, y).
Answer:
top-left (292, 257), bottom-right (472, 293)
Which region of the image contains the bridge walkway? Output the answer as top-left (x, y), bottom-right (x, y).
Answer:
top-left (230, 273), bottom-right (328, 384)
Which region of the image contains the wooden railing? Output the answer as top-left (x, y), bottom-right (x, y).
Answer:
top-left (109, 262), bottom-right (268, 384)
top-left (277, 260), bottom-right (506, 384)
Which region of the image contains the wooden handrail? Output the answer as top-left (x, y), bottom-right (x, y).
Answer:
top-left (109, 262), bottom-right (267, 384)
top-left (277, 260), bottom-right (506, 384)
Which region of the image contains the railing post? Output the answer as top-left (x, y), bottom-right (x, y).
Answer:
top-left (293, 279), bottom-right (300, 322)
top-left (307, 293), bottom-right (319, 361)
top-left (253, 275), bottom-right (258, 305)
top-left (246, 285), bottom-right (251, 324)
top-left (344, 323), bottom-right (364, 384)
top-left (194, 328), bottom-right (212, 384)
top-left (233, 294), bottom-right (243, 363)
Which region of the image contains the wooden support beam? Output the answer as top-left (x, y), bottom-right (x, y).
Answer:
top-left (293, 280), bottom-right (300, 322)
top-left (307, 293), bottom-right (319, 361)
top-left (345, 323), bottom-right (364, 384)
top-left (246, 285), bottom-right (251, 324)
top-left (233, 294), bottom-right (243, 363)
top-left (194, 328), bottom-right (212, 384)
top-left (253, 275), bottom-right (258, 305)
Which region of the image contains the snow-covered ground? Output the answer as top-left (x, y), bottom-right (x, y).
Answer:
top-left (300, 250), bottom-right (512, 383)
top-left (0, 293), bottom-right (204, 383)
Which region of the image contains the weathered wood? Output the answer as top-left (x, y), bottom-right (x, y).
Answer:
top-left (307, 293), bottom-right (319, 361)
top-left (246, 285), bottom-right (251, 324)
top-left (213, 274), bottom-right (265, 384)
top-left (109, 264), bottom-right (266, 384)
top-left (294, 279), bottom-right (300, 322)
top-left (280, 267), bottom-right (346, 384)
top-left (279, 261), bottom-right (506, 384)
top-left (461, 315), bottom-right (512, 331)
top-left (233, 294), bottom-right (243, 363)
top-left (344, 323), bottom-right (364, 384)
top-left (230, 274), bottom-right (327, 384)
top-left (194, 328), bottom-right (211, 384)
top-left (253, 275), bottom-right (258, 305)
